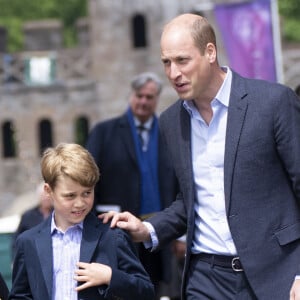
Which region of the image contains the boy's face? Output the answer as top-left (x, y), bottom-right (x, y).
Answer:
top-left (45, 176), bottom-right (94, 232)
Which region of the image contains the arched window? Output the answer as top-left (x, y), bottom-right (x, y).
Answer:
top-left (74, 116), bottom-right (89, 146)
top-left (131, 14), bottom-right (147, 48)
top-left (2, 120), bottom-right (17, 158)
top-left (39, 119), bottom-right (53, 155)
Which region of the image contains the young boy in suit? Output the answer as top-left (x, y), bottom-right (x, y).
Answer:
top-left (9, 143), bottom-right (154, 300)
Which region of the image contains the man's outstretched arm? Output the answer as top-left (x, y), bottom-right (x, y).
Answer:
top-left (99, 211), bottom-right (151, 243)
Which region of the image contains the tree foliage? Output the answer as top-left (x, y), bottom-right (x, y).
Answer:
top-left (0, 0), bottom-right (87, 52)
top-left (278, 0), bottom-right (300, 42)
top-left (0, 0), bottom-right (299, 52)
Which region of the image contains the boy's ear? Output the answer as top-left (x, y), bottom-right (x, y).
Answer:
top-left (44, 183), bottom-right (52, 194)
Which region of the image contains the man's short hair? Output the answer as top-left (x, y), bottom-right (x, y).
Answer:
top-left (131, 72), bottom-right (163, 95)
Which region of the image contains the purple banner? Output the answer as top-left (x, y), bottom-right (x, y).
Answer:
top-left (214, 0), bottom-right (277, 82)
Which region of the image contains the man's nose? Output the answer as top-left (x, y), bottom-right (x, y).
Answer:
top-left (169, 63), bottom-right (181, 80)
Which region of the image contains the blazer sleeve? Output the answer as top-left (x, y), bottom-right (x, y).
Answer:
top-left (148, 192), bottom-right (188, 248)
top-left (273, 87), bottom-right (300, 196)
top-left (9, 236), bottom-right (33, 300)
top-left (103, 229), bottom-right (155, 300)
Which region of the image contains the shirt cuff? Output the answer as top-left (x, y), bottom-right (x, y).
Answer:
top-left (143, 221), bottom-right (159, 250)
top-left (177, 234), bottom-right (186, 243)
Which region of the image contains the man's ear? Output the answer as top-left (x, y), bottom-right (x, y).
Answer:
top-left (206, 43), bottom-right (217, 63)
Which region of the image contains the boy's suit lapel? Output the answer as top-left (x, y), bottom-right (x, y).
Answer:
top-left (35, 217), bottom-right (53, 299)
top-left (80, 213), bottom-right (103, 263)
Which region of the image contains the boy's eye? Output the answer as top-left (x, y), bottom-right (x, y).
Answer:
top-left (83, 191), bottom-right (92, 197)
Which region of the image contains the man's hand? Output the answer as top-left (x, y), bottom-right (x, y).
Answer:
top-left (99, 211), bottom-right (151, 243)
top-left (290, 279), bottom-right (300, 300)
top-left (74, 262), bottom-right (112, 291)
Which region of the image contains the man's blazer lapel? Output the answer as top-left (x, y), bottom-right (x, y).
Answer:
top-left (35, 217), bottom-right (53, 298)
top-left (224, 72), bottom-right (248, 214)
top-left (178, 105), bottom-right (196, 222)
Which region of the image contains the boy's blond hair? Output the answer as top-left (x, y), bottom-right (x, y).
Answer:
top-left (41, 143), bottom-right (100, 189)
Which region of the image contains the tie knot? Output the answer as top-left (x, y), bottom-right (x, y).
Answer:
top-left (137, 124), bottom-right (146, 131)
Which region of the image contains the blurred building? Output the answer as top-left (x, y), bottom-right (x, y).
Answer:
top-left (0, 0), bottom-right (299, 216)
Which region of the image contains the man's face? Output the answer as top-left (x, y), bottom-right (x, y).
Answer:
top-left (160, 27), bottom-right (212, 101)
top-left (129, 81), bottom-right (159, 123)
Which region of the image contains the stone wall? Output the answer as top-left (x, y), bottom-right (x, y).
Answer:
top-left (23, 20), bottom-right (63, 51)
top-left (0, 81), bottom-right (99, 216)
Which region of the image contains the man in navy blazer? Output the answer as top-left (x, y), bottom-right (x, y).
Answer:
top-left (11, 182), bottom-right (52, 257)
top-left (102, 14), bottom-right (300, 299)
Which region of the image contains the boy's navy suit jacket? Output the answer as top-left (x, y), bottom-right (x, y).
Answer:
top-left (9, 212), bottom-right (154, 300)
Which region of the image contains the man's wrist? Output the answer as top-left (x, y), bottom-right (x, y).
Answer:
top-left (142, 221), bottom-right (158, 250)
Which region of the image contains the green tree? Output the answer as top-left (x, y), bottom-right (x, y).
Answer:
top-left (0, 0), bottom-right (87, 52)
top-left (0, 0), bottom-right (299, 52)
top-left (278, 0), bottom-right (300, 42)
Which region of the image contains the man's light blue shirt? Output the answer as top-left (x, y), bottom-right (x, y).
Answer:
top-left (145, 67), bottom-right (237, 256)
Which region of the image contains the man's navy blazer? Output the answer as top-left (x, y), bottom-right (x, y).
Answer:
top-left (148, 71), bottom-right (300, 299)
top-left (9, 212), bottom-right (154, 300)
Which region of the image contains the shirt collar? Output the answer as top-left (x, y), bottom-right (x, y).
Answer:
top-left (134, 116), bottom-right (153, 130)
top-left (183, 66), bottom-right (232, 116)
top-left (51, 211), bottom-right (83, 234)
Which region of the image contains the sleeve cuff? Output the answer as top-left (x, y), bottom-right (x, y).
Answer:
top-left (142, 221), bottom-right (159, 250)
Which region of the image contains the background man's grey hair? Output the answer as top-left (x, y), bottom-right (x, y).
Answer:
top-left (131, 72), bottom-right (163, 95)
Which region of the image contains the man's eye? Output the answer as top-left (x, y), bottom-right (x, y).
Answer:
top-left (177, 58), bottom-right (187, 64)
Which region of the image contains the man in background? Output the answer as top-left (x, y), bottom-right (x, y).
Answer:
top-left (86, 72), bottom-right (182, 299)
top-left (12, 182), bottom-right (52, 255)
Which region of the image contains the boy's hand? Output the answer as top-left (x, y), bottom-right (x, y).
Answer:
top-left (74, 262), bottom-right (112, 291)
top-left (290, 279), bottom-right (300, 300)
top-left (98, 211), bottom-right (151, 243)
